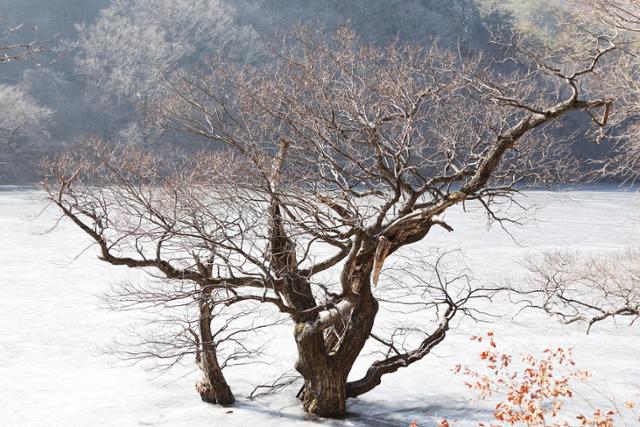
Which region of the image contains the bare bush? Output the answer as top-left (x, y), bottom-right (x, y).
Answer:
top-left (517, 251), bottom-right (640, 333)
top-left (454, 331), bottom-right (638, 426)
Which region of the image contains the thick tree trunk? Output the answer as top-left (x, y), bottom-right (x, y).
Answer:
top-left (294, 269), bottom-right (378, 418)
top-left (195, 298), bottom-right (235, 406)
top-left (295, 324), bottom-right (348, 418)
top-left (299, 365), bottom-right (347, 418)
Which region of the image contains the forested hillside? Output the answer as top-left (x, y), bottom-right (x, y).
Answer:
top-left (0, 0), bottom-right (597, 183)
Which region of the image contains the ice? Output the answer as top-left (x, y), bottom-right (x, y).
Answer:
top-left (1, 187), bottom-right (639, 427)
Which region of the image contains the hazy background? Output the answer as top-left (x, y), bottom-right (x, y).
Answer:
top-left (0, 0), bottom-right (576, 184)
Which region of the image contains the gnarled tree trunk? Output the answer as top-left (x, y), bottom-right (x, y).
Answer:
top-left (294, 257), bottom-right (379, 418)
top-left (295, 326), bottom-right (348, 418)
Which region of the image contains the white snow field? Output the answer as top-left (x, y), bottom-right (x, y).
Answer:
top-left (1, 187), bottom-right (639, 427)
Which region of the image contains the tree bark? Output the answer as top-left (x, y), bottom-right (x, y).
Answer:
top-left (195, 356), bottom-right (235, 405)
top-left (294, 262), bottom-right (379, 418)
top-left (196, 298), bottom-right (235, 406)
top-left (294, 316), bottom-right (345, 417)
top-left (301, 373), bottom-right (348, 417)
top-left (295, 332), bottom-right (350, 417)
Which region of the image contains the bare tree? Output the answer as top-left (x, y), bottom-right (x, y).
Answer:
top-left (104, 277), bottom-right (284, 405)
top-left (44, 27), bottom-right (621, 418)
top-left (69, 0), bottom-right (259, 104)
top-left (0, 84), bottom-right (52, 179)
top-left (0, 85), bottom-right (52, 146)
top-left (566, 0), bottom-right (640, 179)
top-left (0, 15), bottom-right (47, 180)
top-left (581, 0), bottom-right (640, 33)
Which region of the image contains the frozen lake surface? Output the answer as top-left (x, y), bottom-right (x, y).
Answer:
top-left (1, 187), bottom-right (639, 426)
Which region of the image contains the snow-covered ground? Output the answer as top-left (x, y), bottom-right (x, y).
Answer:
top-left (1, 187), bottom-right (639, 427)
